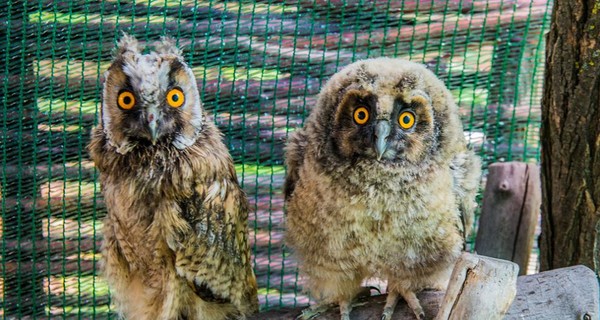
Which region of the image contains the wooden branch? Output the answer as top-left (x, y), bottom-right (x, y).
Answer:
top-left (475, 162), bottom-right (541, 275)
top-left (250, 291), bottom-right (446, 320)
top-left (251, 262), bottom-right (597, 320)
top-left (435, 253), bottom-right (518, 320)
top-left (505, 265), bottom-right (599, 319)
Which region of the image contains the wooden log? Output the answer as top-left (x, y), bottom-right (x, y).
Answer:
top-left (250, 290), bottom-right (446, 320)
top-left (435, 253), bottom-right (518, 320)
top-left (250, 263), bottom-right (598, 320)
top-left (475, 162), bottom-right (541, 275)
top-left (505, 265), bottom-right (599, 319)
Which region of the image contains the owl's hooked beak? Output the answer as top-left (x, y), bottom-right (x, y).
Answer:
top-left (375, 120), bottom-right (391, 161)
top-left (147, 111), bottom-right (159, 144)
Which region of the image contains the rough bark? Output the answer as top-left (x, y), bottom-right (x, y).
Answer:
top-left (250, 265), bottom-right (598, 320)
top-left (540, 0), bottom-right (600, 272)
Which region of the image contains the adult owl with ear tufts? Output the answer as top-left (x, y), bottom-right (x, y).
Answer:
top-left (88, 34), bottom-right (258, 320)
top-left (284, 58), bottom-right (481, 320)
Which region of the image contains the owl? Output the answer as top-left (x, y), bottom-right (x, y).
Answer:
top-left (88, 34), bottom-right (258, 320)
top-left (284, 58), bottom-right (481, 320)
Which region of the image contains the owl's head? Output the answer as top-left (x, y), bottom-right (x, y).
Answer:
top-left (310, 58), bottom-right (464, 168)
top-left (100, 34), bottom-right (204, 154)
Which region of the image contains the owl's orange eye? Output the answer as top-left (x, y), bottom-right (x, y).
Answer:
top-left (353, 107), bottom-right (369, 125)
top-left (398, 111), bottom-right (416, 129)
top-left (166, 88), bottom-right (185, 108)
top-left (117, 91), bottom-right (135, 110)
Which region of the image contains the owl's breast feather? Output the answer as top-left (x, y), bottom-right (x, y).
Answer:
top-left (300, 162), bottom-right (462, 270)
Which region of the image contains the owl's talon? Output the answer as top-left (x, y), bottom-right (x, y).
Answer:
top-left (411, 308), bottom-right (425, 320)
top-left (356, 286), bottom-right (380, 300)
top-left (381, 306), bottom-right (394, 320)
top-left (371, 286), bottom-right (382, 295)
top-left (297, 304), bottom-right (329, 320)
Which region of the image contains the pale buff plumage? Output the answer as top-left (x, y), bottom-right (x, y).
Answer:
top-left (284, 58), bottom-right (481, 320)
top-left (89, 34), bottom-right (258, 320)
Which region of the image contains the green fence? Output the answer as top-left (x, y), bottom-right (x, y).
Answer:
top-left (1, 0), bottom-right (551, 318)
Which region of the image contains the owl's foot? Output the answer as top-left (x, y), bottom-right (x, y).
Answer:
top-left (380, 291), bottom-right (399, 320)
top-left (339, 286), bottom-right (378, 320)
top-left (297, 286), bottom-right (377, 320)
top-left (297, 304), bottom-right (331, 320)
top-left (357, 286), bottom-right (381, 299)
top-left (339, 300), bottom-right (352, 320)
top-left (400, 290), bottom-right (425, 320)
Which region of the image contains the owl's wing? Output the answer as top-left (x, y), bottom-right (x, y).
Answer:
top-left (450, 150), bottom-right (481, 242)
top-left (283, 129), bottom-right (309, 201)
top-left (171, 166), bottom-right (258, 314)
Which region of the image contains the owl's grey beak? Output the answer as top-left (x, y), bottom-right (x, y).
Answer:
top-left (147, 112), bottom-right (159, 144)
top-left (375, 120), bottom-right (391, 161)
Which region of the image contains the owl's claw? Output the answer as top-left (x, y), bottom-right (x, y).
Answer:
top-left (381, 307), bottom-right (424, 320)
top-left (297, 288), bottom-right (376, 320)
top-left (381, 307), bottom-right (394, 320)
top-left (297, 304), bottom-right (329, 320)
top-left (356, 286), bottom-right (381, 300)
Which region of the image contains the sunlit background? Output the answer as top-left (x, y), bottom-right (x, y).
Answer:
top-left (1, 0), bottom-right (551, 317)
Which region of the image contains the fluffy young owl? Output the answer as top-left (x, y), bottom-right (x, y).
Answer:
top-left (88, 34), bottom-right (258, 320)
top-left (284, 58), bottom-right (481, 320)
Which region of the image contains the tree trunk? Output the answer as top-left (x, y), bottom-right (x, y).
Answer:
top-left (540, 0), bottom-right (600, 273)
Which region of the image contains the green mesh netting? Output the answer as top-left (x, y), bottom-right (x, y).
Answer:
top-left (0, 0), bottom-right (551, 318)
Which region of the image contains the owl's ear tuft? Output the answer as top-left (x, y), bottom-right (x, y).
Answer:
top-left (155, 36), bottom-right (183, 56)
top-left (114, 33), bottom-right (141, 58)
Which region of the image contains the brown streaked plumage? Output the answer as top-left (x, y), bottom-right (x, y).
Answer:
top-left (88, 34), bottom-right (258, 320)
top-left (284, 58), bottom-right (481, 320)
